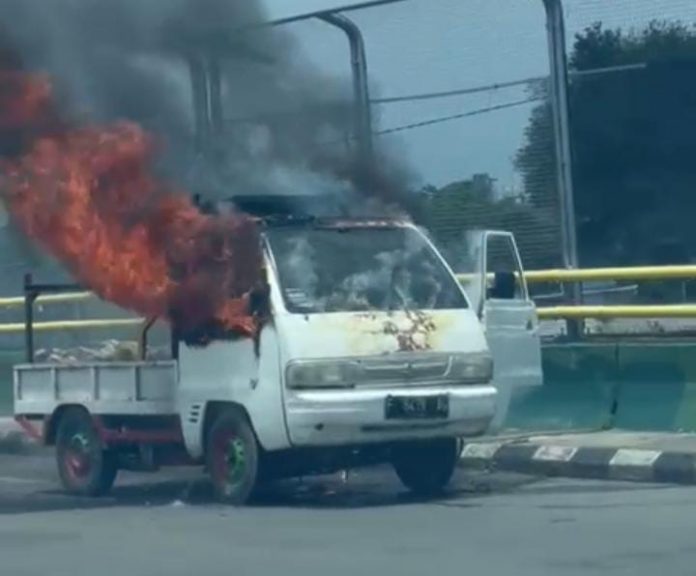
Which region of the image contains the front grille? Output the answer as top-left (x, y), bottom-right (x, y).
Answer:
top-left (355, 354), bottom-right (453, 387)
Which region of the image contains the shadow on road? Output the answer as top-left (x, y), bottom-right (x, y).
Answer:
top-left (0, 468), bottom-right (515, 515)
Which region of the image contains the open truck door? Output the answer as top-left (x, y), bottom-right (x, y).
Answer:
top-left (458, 230), bottom-right (543, 432)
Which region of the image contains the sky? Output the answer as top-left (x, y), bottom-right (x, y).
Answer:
top-left (266, 0), bottom-right (696, 191)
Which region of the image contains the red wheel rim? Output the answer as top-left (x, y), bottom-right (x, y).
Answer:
top-left (64, 432), bottom-right (93, 481)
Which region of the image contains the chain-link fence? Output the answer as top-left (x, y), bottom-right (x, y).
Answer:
top-left (2, 0), bottom-right (696, 332)
top-left (349, 0), bottom-right (564, 271)
top-left (563, 0), bottom-right (696, 267)
top-left (561, 1), bottom-right (696, 305)
top-left (0, 0), bottom-right (563, 320)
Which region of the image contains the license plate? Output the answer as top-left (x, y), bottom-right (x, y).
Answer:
top-left (385, 394), bottom-right (449, 420)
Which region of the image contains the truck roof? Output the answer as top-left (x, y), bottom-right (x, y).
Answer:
top-left (197, 194), bottom-right (409, 228)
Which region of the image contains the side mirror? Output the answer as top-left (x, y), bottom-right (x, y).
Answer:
top-left (488, 271), bottom-right (516, 300)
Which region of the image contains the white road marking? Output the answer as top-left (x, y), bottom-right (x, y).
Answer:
top-left (461, 442), bottom-right (502, 460)
top-left (0, 476), bottom-right (49, 485)
top-left (610, 449), bottom-right (662, 467)
top-left (533, 445), bottom-right (578, 462)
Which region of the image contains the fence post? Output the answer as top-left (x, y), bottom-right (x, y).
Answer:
top-left (23, 273), bottom-right (35, 363)
top-left (543, 0), bottom-right (583, 338)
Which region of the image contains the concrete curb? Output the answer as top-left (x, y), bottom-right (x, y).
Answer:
top-left (5, 412), bottom-right (696, 483)
top-left (460, 440), bottom-right (696, 484)
top-left (0, 417), bottom-right (40, 455)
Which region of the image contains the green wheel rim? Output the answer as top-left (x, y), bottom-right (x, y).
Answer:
top-left (213, 430), bottom-right (248, 494)
top-left (226, 437), bottom-right (247, 486)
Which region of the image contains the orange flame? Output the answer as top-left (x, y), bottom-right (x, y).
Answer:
top-left (1, 68), bottom-right (261, 337)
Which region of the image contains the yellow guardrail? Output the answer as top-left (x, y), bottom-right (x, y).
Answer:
top-left (522, 265), bottom-right (696, 283)
top-left (10, 306), bottom-right (693, 328)
top-left (0, 318), bottom-right (144, 334)
top-left (9, 305), bottom-right (695, 328)
top-left (0, 291), bottom-right (93, 308)
top-left (0, 265), bottom-right (694, 327)
top-left (537, 305), bottom-right (696, 320)
top-left (459, 266), bottom-right (696, 319)
top-left (456, 265), bottom-right (696, 285)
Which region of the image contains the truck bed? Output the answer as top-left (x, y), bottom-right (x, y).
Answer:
top-left (14, 361), bottom-right (178, 416)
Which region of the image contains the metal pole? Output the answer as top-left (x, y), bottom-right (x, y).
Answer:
top-left (208, 57), bottom-right (224, 139)
top-left (318, 13), bottom-right (374, 166)
top-left (187, 55), bottom-right (211, 156)
top-left (543, 0), bottom-right (582, 337)
top-left (23, 273), bottom-right (34, 363)
top-left (543, 0), bottom-right (578, 271)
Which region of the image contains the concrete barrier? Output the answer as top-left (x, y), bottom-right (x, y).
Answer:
top-left (503, 340), bottom-right (696, 434)
top-left (613, 342), bottom-right (696, 432)
top-left (503, 342), bottom-right (618, 432)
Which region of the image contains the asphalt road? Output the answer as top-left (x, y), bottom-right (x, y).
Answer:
top-left (0, 451), bottom-right (695, 576)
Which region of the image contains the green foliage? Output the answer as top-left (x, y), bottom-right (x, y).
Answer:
top-left (517, 20), bottom-right (696, 267)
top-left (423, 176), bottom-right (558, 270)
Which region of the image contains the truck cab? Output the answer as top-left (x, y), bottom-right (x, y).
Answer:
top-left (176, 209), bottom-right (498, 501)
top-left (13, 197), bottom-right (542, 505)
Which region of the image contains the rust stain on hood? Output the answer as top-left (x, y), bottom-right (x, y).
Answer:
top-left (345, 309), bottom-right (458, 355)
top-left (381, 310), bottom-right (437, 351)
top-left (277, 308), bottom-right (485, 360)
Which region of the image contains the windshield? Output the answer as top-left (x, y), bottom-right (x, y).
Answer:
top-left (266, 225), bottom-right (468, 314)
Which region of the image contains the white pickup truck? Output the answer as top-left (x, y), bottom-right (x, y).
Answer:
top-left (13, 198), bottom-right (542, 505)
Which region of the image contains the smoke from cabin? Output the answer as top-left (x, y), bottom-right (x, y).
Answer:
top-left (0, 0), bottom-right (416, 212)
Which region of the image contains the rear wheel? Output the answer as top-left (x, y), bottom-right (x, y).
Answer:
top-left (55, 408), bottom-right (117, 496)
top-left (392, 438), bottom-right (460, 496)
top-left (206, 409), bottom-right (260, 506)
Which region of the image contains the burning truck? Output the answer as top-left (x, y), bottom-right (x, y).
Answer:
top-left (2, 2), bottom-right (542, 504)
top-left (14, 196), bottom-right (507, 504)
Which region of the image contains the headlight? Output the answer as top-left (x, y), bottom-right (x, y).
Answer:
top-left (447, 353), bottom-right (493, 383)
top-left (286, 361), bottom-right (361, 389)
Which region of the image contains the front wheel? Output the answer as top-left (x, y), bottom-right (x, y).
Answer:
top-left (55, 408), bottom-right (117, 496)
top-left (206, 409), bottom-right (260, 506)
top-left (392, 438), bottom-right (461, 496)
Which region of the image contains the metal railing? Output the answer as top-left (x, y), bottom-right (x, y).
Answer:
top-left (0, 265), bottom-right (695, 333)
top-left (525, 266), bottom-right (696, 319)
top-left (521, 265), bottom-right (696, 283)
top-left (467, 266), bottom-right (696, 320)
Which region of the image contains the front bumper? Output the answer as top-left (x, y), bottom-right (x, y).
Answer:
top-left (284, 385), bottom-right (497, 447)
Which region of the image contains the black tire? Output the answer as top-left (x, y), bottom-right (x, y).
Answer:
top-left (55, 408), bottom-right (117, 497)
top-left (206, 409), bottom-right (260, 506)
top-left (392, 438), bottom-right (461, 496)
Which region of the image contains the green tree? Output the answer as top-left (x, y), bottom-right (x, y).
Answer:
top-left (424, 175), bottom-right (558, 270)
top-left (516, 21), bottom-right (696, 266)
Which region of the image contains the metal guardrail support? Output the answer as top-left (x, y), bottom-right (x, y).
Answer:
top-left (23, 274), bottom-right (35, 364)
